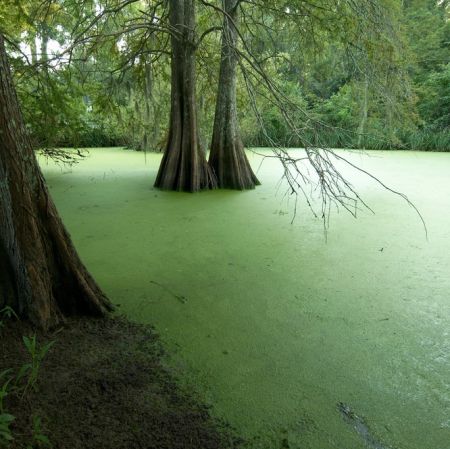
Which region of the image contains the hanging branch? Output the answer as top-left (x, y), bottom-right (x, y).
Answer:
top-left (200, 0), bottom-right (427, 235)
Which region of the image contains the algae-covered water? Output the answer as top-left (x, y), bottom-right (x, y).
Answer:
top-left (40, 148), bottom-right (450, 449)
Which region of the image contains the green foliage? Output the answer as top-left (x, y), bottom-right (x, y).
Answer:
top-left (0, 369), bottom-right (14, 445)
top-left (18, 336), bottom-right (55, 396)
top-left (0, 319), bottom-right (14, 447)
top-left (416, 64), bottom-right (450, 131)
top-left (316, 84), bottom-right (359, 130)
top-left (0, 413), bottom-right (14, 446)
top-left (0, 314), bottom-right (54, 447)
top-left (0, 370), bottom-right (14, 446)
top-left (398, 129), bottom-right (450, 151)
top-left (0, 307), bottom-right (18, 332)
top-left (0, 369), bottom-right (15, 446)
top-left (402, 0), bottom-right (450, 146)
top-left (27, 416), bottom-right (52, 449)
top-left (2, 0), bottom-right (449, 151)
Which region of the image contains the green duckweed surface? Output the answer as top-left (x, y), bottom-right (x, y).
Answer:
top-left (41, 148), bottom-right (450, 449)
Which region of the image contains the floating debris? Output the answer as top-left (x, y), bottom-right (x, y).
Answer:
top-left (337, 402), bottom-right (392, 449)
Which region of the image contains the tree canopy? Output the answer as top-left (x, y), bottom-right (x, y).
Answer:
top-left (0, 0), bottom-right (447, 154)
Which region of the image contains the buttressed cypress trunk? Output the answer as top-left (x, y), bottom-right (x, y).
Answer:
top-left (0, 35), bottom-right (112, 330)
top-left (154, 0), bottom-right (217, 192)
top-left (209, 0), bottom-right (260, 189)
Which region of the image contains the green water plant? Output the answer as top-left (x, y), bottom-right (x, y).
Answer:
top-left (17, 336), bottom-right (55, 396)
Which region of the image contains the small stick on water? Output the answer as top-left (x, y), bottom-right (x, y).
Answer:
top-left (149, 280), bottom-right (188, 304)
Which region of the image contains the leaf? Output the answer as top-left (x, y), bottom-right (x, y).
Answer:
top-left (0, 370), bottom-right (13, 381)
top-left (16, 363), bottom-right (32, 382)
top-left (0, 430), bottom-right (14, 441)
top-left (22, 335), bottom-right (36, 355)
top-left (1, 306), bottom-right (18, 321)
top-left (33, 415), bottom-right (41, 427)
top-left (0, 414), bottom-right (15, 424)
top-left (35, 434), bottom-right (50, 444)
top-left (38, 341), bottom-right (55, 359)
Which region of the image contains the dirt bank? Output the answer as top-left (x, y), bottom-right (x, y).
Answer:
top-left (0, 316), bottom-right (242, 449)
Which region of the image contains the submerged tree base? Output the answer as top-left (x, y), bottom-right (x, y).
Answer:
top-left (154, 154), bottom-right (218, 192)
top-left (1, 317), bottom-right (243, 449)
top-left (208, 0), bottom-right (260, 191)
top-left (209, 141), bottom-right (261, 190)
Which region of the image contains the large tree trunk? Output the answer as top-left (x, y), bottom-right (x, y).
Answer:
top-left (209, 0), bottom-right (260, 190)
top-left (0, 35), bottom-right (112, 330)
top-left (154, 0), bottom-right (217, 192)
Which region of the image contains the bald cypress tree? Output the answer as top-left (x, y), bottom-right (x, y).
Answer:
top-left (154, 0), bottom-right (217, 192)
top-left (0, 34), bottom-right (112, 330)
top-left (209, 0), bottom-right (259, 189)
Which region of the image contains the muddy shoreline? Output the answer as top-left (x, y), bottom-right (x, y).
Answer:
top-left (0, 316), bottom-right (242, 449)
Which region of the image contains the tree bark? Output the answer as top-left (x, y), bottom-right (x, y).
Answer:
top-left (0, 35), bottom-right (112, 330)
top-left (142, 62), bottom-right (153, 151)
top-left (357, 76), bottom-right (369, 149)
top-left (29, 35), bottom-right (38, 65)
top-left (154, 0), bottom-right (217, 192)
top-left (209, 0), bottom-right (260, 190)
top-left (40, 29), bottom-right (48, 64)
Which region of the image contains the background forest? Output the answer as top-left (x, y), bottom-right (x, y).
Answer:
top-left (1, 0), bottom-right (449, 154)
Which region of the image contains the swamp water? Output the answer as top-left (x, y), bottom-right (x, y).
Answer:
top-left (40, 148), bottom-right (450, 449)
